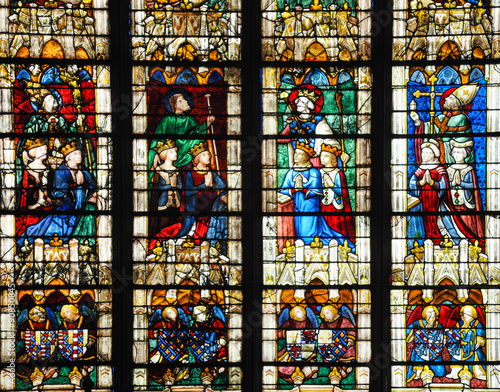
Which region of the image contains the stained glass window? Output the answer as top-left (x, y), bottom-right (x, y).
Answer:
top-left (0, 1), bottom-right (112, 390)
top-left (0, 0), bottom-right (109, 59)
top-left (131, 65), bottom-right (243, 389)
top-left (261, 0), bottom-right (373, 385)
top-left (130, 0), bottom-right (241, 61)
top-left (393, 0), bottom-right (500, 60)
top-left (3, 1), bottom-right (500, 391)
top-left (391, 0), bottom-right (500, 386)
top-left (261, 0), bottom-right (372, 61)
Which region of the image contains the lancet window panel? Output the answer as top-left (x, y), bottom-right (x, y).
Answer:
top-left (390, 63), bottom-right (500, 390)
top-left (0, 0), bottom-right (110, 60)
top-left (0, 63), bottom-right (113, 288)
top-left (261, 288), bottom-right (371, 390)
top-left (392, 0), bottom-right (500, 61)
top-left (132, 288), bottom-right (243, 390)
top-left (260, 65), bottom-right (372, 390)
top-left (0, 288), bottom-right (113, 390)
top-left (131, 66), bottom-right (242, 287)
top-left (130, 0), bottom-right (242, 61)
top-left (131, 64), bottom-right (243, 391)
top-left (261, 66), bottom-right (372, 283)
top-left (391, 64), bottom-right (500, 286)
top-left (261, 0), bottom-right (372, 61)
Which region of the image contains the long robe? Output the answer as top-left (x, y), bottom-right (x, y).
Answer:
top-left (149, 168), bottom-right (225, 248)
top-left (446, 165), bottom-right (485, 243)
top-left (320, 168), bottom-right (356, 246)
top-left (409, 165), bottom-right (449, 245)
top-left (19, 163), bottom-right (96, 245)
top-left (148, 170), bottom-right (182, 241)
top-left (406, 318), bottom-right (446, 381)
top-left (279, 167), bottom-right (323, 244)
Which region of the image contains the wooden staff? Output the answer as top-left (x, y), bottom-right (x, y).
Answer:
top-left (204, 93), bottom-right (220, 173)
top-left (335, 92), bottom-right (346, 171)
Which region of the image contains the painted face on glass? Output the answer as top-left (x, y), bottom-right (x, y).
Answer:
top-left (425, 307), bottom-right (436, 324)
top-left (193, 306), bottom-right (209, 323)
top-left (442, 94), bottom-right (461, 111)
top-left (293, 149), bottom-right (310, 165)
top-left (322, 306), bottom-right (338, 322)
top-left (291, 306), bottom-right (306, 321)
top-left (160, 147), bottom-right (178, 163)
top-left (451, 147), bottom-right (467, 164)
top-left (320, 151), bottom-right (336, 168)
top-left (162, 307), bottom-right (178, 322)
top-left (29, 144), bottom-right (48, 162)
top-left (66, 149), bottom-right (83, 167)
top-left (197, 150), bottom-right (212, 167)
top-left (420, 147), bottom-right (435, 164)
top-left (461, 307), bottom-right (474, 323)
top-left (42, 93), bottom-right (59, 113)
top-left (294, 96), bottom-right (315, 117)
top-left (173, 94), bottom-right (191, 114)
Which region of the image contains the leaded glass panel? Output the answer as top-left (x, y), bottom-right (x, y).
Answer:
top-left (130, 0), bottom-right (242, 61)
top-left (393, 0), bottom-right (500, 60)
top-left (391, 64), bottom-right (500, 390)
top-left (0, 0), bottom-right (109, 59)
top-left (261, 0), bottom-right (372, 61)
top-left (261, 66), bottom-right (372, 390)
top-left (132, 66), bottom-right (243, 390)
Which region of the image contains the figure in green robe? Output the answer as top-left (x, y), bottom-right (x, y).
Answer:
top-left (149, 88), bottom-right (215, 171)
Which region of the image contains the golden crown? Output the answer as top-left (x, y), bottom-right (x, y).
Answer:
top-left (153, 139), bottom-right (176, 154)
top-left (321, 142), bottom-right (341, 156)
top-left (296, 141), bottom-right (315, 156)
top-left (22, 138), bottom-right (45, 152)
top-left (297, 89), bottom-right (319, 103)
top-left (61, 141), bottom-right (80, 156)
top-left (188, 141), bottom-right (208, 157)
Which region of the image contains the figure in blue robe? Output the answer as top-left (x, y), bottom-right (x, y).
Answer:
top-left (280, 143), bottom-right (352, 246)
top-left (448, 305), bottom-right (486, 380)
top-left (18, 145), bottom-right (97, 245)
top-left (406, 306), bottom-right (447, 382)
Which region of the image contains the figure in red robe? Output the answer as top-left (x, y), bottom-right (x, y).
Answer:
top-left (318, 140), bottom-right (356, 246)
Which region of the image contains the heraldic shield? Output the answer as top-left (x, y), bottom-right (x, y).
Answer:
top-left (413, 328), bottom-right (445, 361)
top-left (445, 328), bottom-right (462, 360)
top-left (25, 330), bottom-right (57, 361)
top-left (189, 330), bottom-right (223, 362)
top-left (157, 330), bottom-right (189, 362)
top-left (57, 329), bottom-right (89, 361)
top-left (286, 330), bottom-right (316, 361)
top-left (317, 329), bottom-right (349, 362)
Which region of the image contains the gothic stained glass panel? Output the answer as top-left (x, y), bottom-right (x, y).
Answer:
top-left (0, 288), bottom-right (113, 390)
top-left (0, 64), bottom-right (113, 288)
top-left (0, 61), bottom-right (113, 389)
top-left (261, 0), bottom-right (371, 61)
top-left (0, 0), bottom-right (109, 59)
top-left (130, 0), bottom-right (241, 61)
top-left (132, 66), bottom-right (243, 390)
top-left (393, 0), bottom-right (500, 60)
top-left (390, 64), bottom-right (500, 390)
top-left (133, 289), bottom-right (242, 390)
top-left (261, 66), bottom-right (372, 390)
top-left (262, 289), bottom-right (371, 390)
